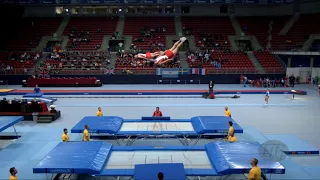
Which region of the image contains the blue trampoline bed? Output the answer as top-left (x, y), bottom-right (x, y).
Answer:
top-left (71, 116), bottom-right (243, 145)
top-left (33, 141), bottom-right (285, 179)
top-left (0, 116), bottom-right (23, 139)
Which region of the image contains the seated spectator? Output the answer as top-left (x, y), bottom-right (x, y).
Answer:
top-left (9, 167), bottom-right (18, 180)
top-left (30, 98), bottom-right (41, 112)
top-left (153, 107), bottom-right (162, 117)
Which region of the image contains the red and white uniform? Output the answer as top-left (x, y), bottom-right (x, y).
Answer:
top-left (137, 52), bottom-right (151, 59)
top-left (155, 50), bottom-right (174, 63)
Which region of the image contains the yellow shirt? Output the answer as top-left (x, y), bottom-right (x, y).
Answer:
top-left (96, 111), bottom-right (103, 117)
top-left (248, 166), bottom-right (261, 180)
top-left (83, 129), bottom-right (90, 141)
top-left (224, 110), bottom-right (231, 117)
top-left (62, 133), bottom-right (70, 142)
top-left (9, 175), bottom-right (17, 180)
top-left (228, 136), bottom-right (237, 142)
top-left (228, 126), bottom-right (234, 136)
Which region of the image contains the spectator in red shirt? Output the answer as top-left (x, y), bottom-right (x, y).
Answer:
top-left (153, 107), bottom-right (162, 117)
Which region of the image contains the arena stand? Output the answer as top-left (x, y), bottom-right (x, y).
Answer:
top-left (0, 52), bottom-right (40, 74)
top-left (124, 17), bottom-right (175, 51)
top-left (186, 50), bottom-right (256, 74)
top-left (64, 17), bottom-right (118, 51)
top-left (273, 14), bottom-right (320, 51)
top-left (237, 16), bottom-right (290, 49)
top-left (181, 17), bottom-right (234, 50)
top-left (253, 51), bottom-right (284, 73)
top-left (6, 17), bottom-right (62, 51)
top-left (42, 51), bottom-right (111, 75)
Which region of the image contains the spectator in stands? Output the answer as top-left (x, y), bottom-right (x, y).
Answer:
top-left (62, 128), bottom-right (70, 142)
top-left (96, 107), bottom-right (103, 117)
top-left (227, 131), bottom-right (237, 143)
top-left (9, 167), bottom-right (18, 180)
top-left (83, 125), bottom-right (90, 141)
top-left (153, 107), bottom-right (162, 117)
top-left (224, 107), bottom-right (231, 117)
top-left (158, 172), bottom-right (164, 180)
top-left (248, 158), bottom-right (261, 180)
top-left (34, 85), bottom-right (41, 93)
top-left (227, 121), bottom-right (234, 139)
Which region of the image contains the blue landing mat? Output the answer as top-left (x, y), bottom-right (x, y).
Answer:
top-left (134, 163), bottom-right (186, 180)
top-left (33, 142), bottom-right (112, 174)
top-left (0, 116), bottom-right (23, 132)
top-left (23, 93), bottom-right (44, 97)
top-left (265, 135), bottom-right (319, 155)
top-left (206, 142), bottom-right (285, 174)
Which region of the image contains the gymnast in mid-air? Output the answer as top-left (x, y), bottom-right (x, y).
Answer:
top-left (134, 37), bottom-right (187, 65)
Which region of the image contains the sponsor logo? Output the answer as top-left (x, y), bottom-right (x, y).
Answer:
top-left (49, 169), bottom-right (72, 173)
top-left (259, 140), bottom-right (288, 161)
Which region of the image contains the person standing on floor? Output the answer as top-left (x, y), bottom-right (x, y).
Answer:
top-left (224, 106), bottom-right (231, 117)
top-left (248, 158), bottom-right (261, 180)
top-left (83, 125), bottom-right (90, 141)
top-left (9, 167), bottom-right (18, 180)
top-left (62, 128), bottom-right (70, 142)
top-left (96, 107), bottom-right (103, 116)
top-left (265, 88), bottom-right (270, 106)
top-left (243, 76), bottom-right (248, 87)
top-left (158, 172), bottom-right (164, 180)
top-left (209, 80), bottom-right (214, 94)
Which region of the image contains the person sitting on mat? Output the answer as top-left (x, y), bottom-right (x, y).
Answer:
top-left (83, 125), bottom-right (90, 141)
top-left (227, 121), bottom-right (234, 139)
top-left (227, 131), bottom-right (237, 142)
top-left (153, 107), bottom-right (162, 117)
top-left (224, 106), bottom-right (231, 117)
top-left (158, 172), bottom-right (164, 180)
top-left (96, 107), bottom-right (103, 117)
top-left (248, 158), bottom-right (261, 180)
top-left (62, 128), bottom-right (70, 142)
top-left (33, 85), bottom-right (41, 93)
top-left (9, 167), bottom-right (18, 180)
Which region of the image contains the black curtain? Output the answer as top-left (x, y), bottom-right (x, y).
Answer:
top-left (0, 5), bottom-right (25, 51)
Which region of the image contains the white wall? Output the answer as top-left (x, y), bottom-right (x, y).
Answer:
top-left (311, 68), bottom-right (320, 78)
top-left (286, 67), bottom-right (313, 82)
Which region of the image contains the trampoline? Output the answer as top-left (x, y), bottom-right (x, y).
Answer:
top-left (0, 116), bottom-right (23, 138)
top-left (71, 116), bottom-right (243, 145)
top-left (33, 141), bottom-right (285, 178)
top-left (22, 93), bottom-right (57, 104)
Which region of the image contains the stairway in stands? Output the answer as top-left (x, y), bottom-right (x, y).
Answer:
top-left (37, 116), bottom-right (54, 123)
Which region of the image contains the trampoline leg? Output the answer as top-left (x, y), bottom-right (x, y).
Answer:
top-left (12, 125), bottom-right (18, 139)
top-left (113, 135), bottom-right (121, 146)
